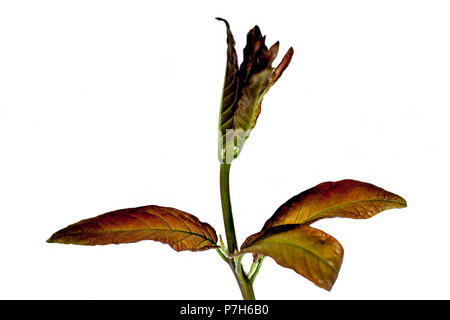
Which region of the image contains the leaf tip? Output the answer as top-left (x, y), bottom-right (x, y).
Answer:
top-left (215, 17), bottom-right (229, 27)
top-left (388, 191), bottom-right (407, 209)
top-left (324, 284), bottom-right (333, 292)
top-left (399, 195), bottom-right (407, 207)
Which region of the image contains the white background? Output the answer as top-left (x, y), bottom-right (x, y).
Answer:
top-left (1, 1), bottom-right (449, 299)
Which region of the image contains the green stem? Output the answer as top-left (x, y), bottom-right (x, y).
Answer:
top-left (220, 163), bottom-right (237, 254)
top-left (233, 258), bottom-right (255, 300)
top-left (250, 257), bottom-right (265, 284)
top-left (247, 259), bottom-right (258, 278)
top-left (216, 248), bottom-right (228, 263)
top-left (219, 163), bottom-right (255, 300)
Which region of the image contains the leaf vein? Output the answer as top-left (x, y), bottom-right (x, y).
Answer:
top-left (304, 199), bottom-right (405, 224)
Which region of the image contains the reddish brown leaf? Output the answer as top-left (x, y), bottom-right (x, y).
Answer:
top-left (233, 26), bottom-right (294, 133)
top-left (269, 47), bottom-right (294, 87)
top-left (263, 179), bottom-right (407, 230)
top-left (241, 224), bottom-right (344, 291)
top-left (239, 26), bottom-right (276, 84)
top-left (216, 20), bottom-right (294, 161)
top-left (47, 205), bottom-right (218, 252)
top-left (233, 68), bottom-right (273, 131)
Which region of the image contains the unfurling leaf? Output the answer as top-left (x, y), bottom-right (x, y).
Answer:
top-left (241, 224), bottom-right (344, 291)
top-left (217, 18), bottom-right (239, 145)
top-left (47, 205), bottom-right (218, 252)
top-left (269, 47), bottom-right (294, 90)
top-left (232, 68), bottom-right (272, 153)
top-left (233, 69), bottom-right (272, 131)
top-left (262, 179), bottom-right (407, 230)
top-left (216, 18), bottom-right (293, 163)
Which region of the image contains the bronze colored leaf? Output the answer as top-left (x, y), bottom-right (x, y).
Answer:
top-left (47, 205), bottom-right (218, 252)
top-left (241, 224), bottom-right (344, 290)
top-left (216, 19), bottom-right (294, 162)
top-left (268, 46), bottom-right (294, 91)
top-left (233, 25), bottom-right (294, 133)
top-left (263, 179), bottom-right (407, 230)
top-left (239, 26), bottom-right (278, 85)
top-left (234, 46), bottom-right (294, 138)
top-left (233, 68), bottom-right (273, 131)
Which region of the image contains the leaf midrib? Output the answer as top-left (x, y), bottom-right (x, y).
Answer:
top-left (53, 228), bottom-right (216, 244)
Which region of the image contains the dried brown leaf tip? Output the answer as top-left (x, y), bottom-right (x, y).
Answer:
top-left (217, 18), bottom-right (293, 161)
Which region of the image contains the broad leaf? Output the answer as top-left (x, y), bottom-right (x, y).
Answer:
top-left (263, 179), bottom-right (407, 230)
top-left (241, 224), bottom-right (344, 290)
top-left (47, 205), bottom-right (218, 252)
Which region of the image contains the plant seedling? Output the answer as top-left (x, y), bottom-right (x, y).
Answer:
top-left (47, 18), bottom-right (407, 300)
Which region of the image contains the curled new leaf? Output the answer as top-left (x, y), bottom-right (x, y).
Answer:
top-left (233, 68), bottom-right (272, 152)
top-left (241, 224), bottom-right (344, 291)
top-left (233, 29), bottom-right (293, 133)
top-left (47, 205), bottom-right (218, 252)
top-left (217, 18), bottom-right (239, 149)
top-left (269, 47), bottom-right (294, 90)
top-left (217, 18), bottom-right (293, 162)
top-left (263, 179), bottom-right (407, 230)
